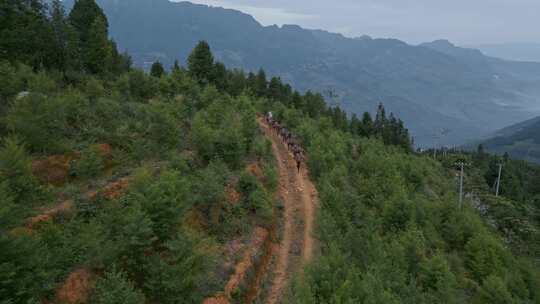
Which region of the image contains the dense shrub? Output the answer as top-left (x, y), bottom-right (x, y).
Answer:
top-left (72, 145), bottom-right (104, 179)
top-left (0, 137), bottom-right (40, 202)
top-left (93, 268), bottom-right (145, 304)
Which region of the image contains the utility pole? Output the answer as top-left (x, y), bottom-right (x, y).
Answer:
top-left (495, 163), bottom-right (503, 197)
top-left (458, 162), bottom-right (464, 209)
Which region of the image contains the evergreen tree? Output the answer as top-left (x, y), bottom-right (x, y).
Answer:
top-left (69, 0), bottom-right (108, 47)
top-left (291, 91), bottom-right (304, 110)
top-left (0, 0), bottom-right (56, 68)
top-left (0, 137), bottom-right (40, 202)
top-left (282, 84), bottom-right (293, 104)
top-left (109, 40), bottom-right (132, 74)
top-left (361, 112), bottom-right (374, 137)
top-left (49, 0), bottom-right (70, 70)
top-left (246, 72), bottom-right (257, 93)
top-left (477, 144), bottom-right (485, 155)
top-left (503, 152), bottom-right (510, 162)
top-left (64, 23), bottom-right (83, 72)
top-left (268, 76), bottom-right (283, 101)
top-left (212, 61), bottom-right (227, 91)
top-left (187, 41), bottom-right (214, 85)
top-left (303, 91), bottom-right (326, 118)
top-left (255, 68), bottom-right (268, 97)
top-left (172, 60), bottom-right (182, 73)
top-left (350, 113), bottom-right (361, 135)
top-left (84, 16), bottom-right (112, 74)
top-left (94, 268), bottom-right (145, 304)
top-left (226, 69), bottom-right (246, 96)
top-left (150, 61), bottom-right (165, 78)
top-left (374, 103), bottom-right (387, 134)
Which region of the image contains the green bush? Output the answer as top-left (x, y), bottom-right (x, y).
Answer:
top-left (238, 171), bottom-right (273, 224)
top-left (128, 169), bottom-right (191, 241)
top-left (72, 145), bottom-right (104, 179)
top-left (84, 77), bottom-right (106, 100)
top-left (0, 137), bottom-right (40, 202)
top-left (127, 69), bottom-right (158, 102)
top-left (191, 97), bottom-right (256, 168)
top-left (0, 181), bottom-right (17, 230)
top-left (5, 94), bottom-right (69, 152)
top-left (473, 275), bottom-right (516, 304)
top-left (0, 61), bottom-right (25, 105)
top-left (465, 234), bottom-right (509, 281)
top-left (27, 70), bottom-right (57, 94)
top-left (93, 268), bottom-right (145, 304)
top-left (143, 232), bottom-right (210, 304)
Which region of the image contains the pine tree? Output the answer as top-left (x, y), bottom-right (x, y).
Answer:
top-left (291, 91), bottom-right (304, 109)
top-left (187, 41), bottom-right (214, 85)
top-left (84, 16), bottom-right (112, 74)
top-left (477, 144), bottom-right (485, 155)
top-left (0, 137), bottom-right (40, 202)
top-left (150, 61), bottom-right (165, 78)
top-left (172, 60), bottom-right (182, 73)
top-left (0, 0), bottom-right (56, 68)
top-left (361, 112), bottom-right (374, 137)
top-left (268, 77), bottom-right (283, 101)
top-left (94, 268), bottom-right (145, 304)
top-left (213, 62), bottom-right (227, 91)
top-left (503, 152), bottom-right (510, 162)
top-left (109, 40), bottom-right (132, 74)
top-left (374, 103), bottom-right (387, 135)
top-left (49, 0), bottom-right (69, 70)
top-left (246, 72), bottom-right (257, 91)
top-left (69, 0), bottom-right (108, 47)
top-left (226, 69), bottom-right (246, 96)
top-left (255, 68), bottom-right (268, 97)
top-left (65, 23), bottom-right (82, 72)
top-left (350, 114), bottom-right (361, 135)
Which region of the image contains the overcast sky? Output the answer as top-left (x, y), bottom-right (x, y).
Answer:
top-left (184, 0), bottom-right (540, 45)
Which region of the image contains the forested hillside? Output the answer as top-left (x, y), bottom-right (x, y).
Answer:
top-left (435, 146), bottom-right (540, 258)
top-left (274, 106), bottom-right (540, 303)
top-left (62, 0), bottom-right (540, 146)
top-left (1, 1), bottom-right (539, 303)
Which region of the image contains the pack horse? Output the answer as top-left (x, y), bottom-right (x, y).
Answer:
top-left (265, 112), bottom-right (305, 172)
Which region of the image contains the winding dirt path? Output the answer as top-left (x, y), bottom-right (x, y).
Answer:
top-left (257, 118), bottom-right (319, 304)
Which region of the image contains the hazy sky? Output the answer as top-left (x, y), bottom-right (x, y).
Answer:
top-left (184, 0), bottom-right (540, 45)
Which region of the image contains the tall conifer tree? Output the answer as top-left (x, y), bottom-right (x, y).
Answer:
top-left (85, 16), bottom-right (112, 74)
top-left (187, 41), bottom-right (214, 85)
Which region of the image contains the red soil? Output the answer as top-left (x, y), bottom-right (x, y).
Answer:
top-left (32, 154), bottom-right (74, 186)
top-left (55, 268), bottom-right (96, 304)
top-left (247, 162), bottom-right (264, 180)
top-left (27, 200), bottom-right (74, 229)
top-left (225, 184), bottom-right (241, 204)
top-left (203, 227), bottom-right (270, 304)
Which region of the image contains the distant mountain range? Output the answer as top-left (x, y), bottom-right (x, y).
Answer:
top-left (63, 0), bottom-right (540, 146)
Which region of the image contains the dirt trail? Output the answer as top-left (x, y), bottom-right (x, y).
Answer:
top-left (257, 118), bottom-right (318, 304)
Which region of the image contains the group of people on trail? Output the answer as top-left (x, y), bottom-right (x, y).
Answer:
top-left (265, 112), bottom-right (305, 172)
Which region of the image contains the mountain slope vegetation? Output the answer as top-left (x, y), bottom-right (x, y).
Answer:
top-left (475, 115), bottom-right (540, 163)
top-left (273, 103), bottom-right (540, 303)
top-left (1, 1), bottom-right (539, 303)
top-left (62, 0), bottom-right (540, 146)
